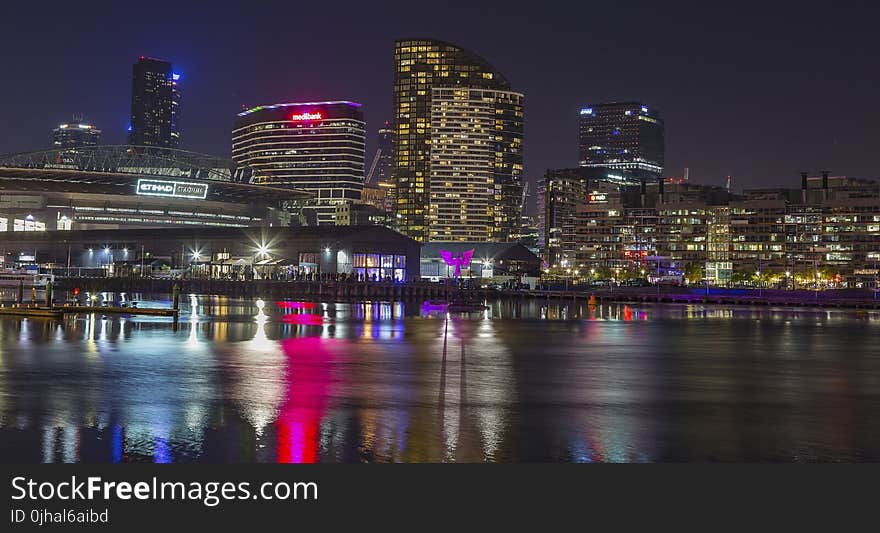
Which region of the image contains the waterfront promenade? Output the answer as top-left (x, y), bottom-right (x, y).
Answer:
top-left (46, 277), bottom-right (880, 310)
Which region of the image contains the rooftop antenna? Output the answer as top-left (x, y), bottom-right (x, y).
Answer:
top-left (726, 175), bottom-right (732, 192)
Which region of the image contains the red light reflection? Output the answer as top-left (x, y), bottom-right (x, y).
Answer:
top-left (275, 338), bottom-right (336, 463)
top-left (276, 301), bottom-right (319, 310)
top-left (280, 314), bottom-right (325, 326)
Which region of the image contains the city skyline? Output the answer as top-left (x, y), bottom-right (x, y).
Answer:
top-left (1, 2), bottom-right (876, 194)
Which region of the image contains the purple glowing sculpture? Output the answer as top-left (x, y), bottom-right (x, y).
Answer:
top-left (439, 249), bottom-right (475, 278)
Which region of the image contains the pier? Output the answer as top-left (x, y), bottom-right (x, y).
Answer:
top-left (54, 277), bottom-right (454, 301)
top-left (0, 306), bottom-right (64, 319)
top-left (495, 286), bottom-right (880, 310)
top-left (36, 277), bottom-right (880, 311)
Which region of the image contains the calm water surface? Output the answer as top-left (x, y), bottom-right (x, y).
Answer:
top-left (1, 295), bottom-right (879, 462)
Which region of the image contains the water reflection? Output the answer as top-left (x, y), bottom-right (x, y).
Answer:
top-left (0, 297), bottom-right (879, 463)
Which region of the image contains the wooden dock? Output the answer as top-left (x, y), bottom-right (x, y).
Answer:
top-left (0, 304), bottom-right (178, 319)
top-left (57, 305), bottom-right (179, 317)
top-left (0, 306), bottom-right (65, 319)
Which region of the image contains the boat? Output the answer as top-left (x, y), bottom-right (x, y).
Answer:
top-left (0, 271), bottom-right (55, 288)
top-left (421, 297), bottom-right (488, 313)
top-left (447, 302), bottom-right (489, 313)
top-left (422, 299), bottom-right (450, 312)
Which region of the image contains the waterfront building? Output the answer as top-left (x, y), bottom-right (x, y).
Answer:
top-left (130, 56), bottom-right (180, 148)
top-left (53, 118), bottom-right (101, 148)
top-left (0, 213), bottom-right (46, 233)
top-left (420, 241), bottom-right (541, 280)
top-left (535, 178), bottom-right (547, 251)
top-left (572, 190), bottom-right (627, 270)
top-left (0, 225), bottom-right (420, 281)
top-left (428, 87), bottom-right (524, 242)
top-left (542, 167), bottom-right (640, 267)
top-left (232, 101), bottom-right (366, 226)
top-left (728, 192), bottom-right (788, 275)
top-left (0, 145), bottom-right (308, 231)
top-left (578, 102), bottom-right (664, 183)
top-left (392, 39), bottom-right (523, 242)
top-left (549, 170), bottom-right (880, 286)
top-left (706, 206), bottom-right (732, 284)
top-left (335, 202), bottom-right (388, 226)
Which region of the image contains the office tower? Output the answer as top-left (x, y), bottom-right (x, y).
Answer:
top-left (542, 168), bottom-right (594, 266)
top-left (578, 102), bottom-right (664, 181)
top-left (367, 121), bottom-right (393, 186)
top-left (129, 56), bottom-right (180, 148)
top-left (393, 39), bottom-right (523, 242)
top-left (53, 117), bottom-right (101, 148)
top-left (428, 87), bottom-right (524, 241)
top-left (367, 122), bottom-right (394, 213)
top-left (232, 101), bottom-right (365, 225)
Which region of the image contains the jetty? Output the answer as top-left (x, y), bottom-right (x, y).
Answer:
top-left (0, 306), bottom-right (64, 319)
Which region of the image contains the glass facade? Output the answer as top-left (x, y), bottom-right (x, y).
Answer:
top-left (232, 101), bottom-right (366, 226)
top-left (129, 57), bottom-right (180, 148)
top-left (578, 102), bottom-right (664, 181)
top-left (53, 121), bottom-right (101, 148)
top-left (393, 39), bottom-right (523, 243)
top-left (351, 253), bottom-right (406, 281)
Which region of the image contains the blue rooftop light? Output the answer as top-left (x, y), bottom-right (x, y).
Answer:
top-left (641, 105), bottom-right (648, 113)
top-left (172, 73), bottom-right (181, 81)
top-left (580, 107), bottom-right (593, 115)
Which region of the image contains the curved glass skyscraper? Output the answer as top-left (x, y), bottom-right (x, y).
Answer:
top-left (393, 39), bottom-right (524, 242)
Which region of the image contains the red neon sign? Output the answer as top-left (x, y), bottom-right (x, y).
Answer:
top-left (290, 112), bottom-right (322, 121)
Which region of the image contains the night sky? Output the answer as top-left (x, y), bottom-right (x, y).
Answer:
top-left (1, 1), bottom-right (877, 198)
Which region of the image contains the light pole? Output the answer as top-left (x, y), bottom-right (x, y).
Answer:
top-left (874, 255), bottom-right (878, 300)
top-left (758, 256), bottom-right (763, 299)
top-left (656, 259), bottom-right (661, 299)
top-left (705, 267), bottom-right (709, 298)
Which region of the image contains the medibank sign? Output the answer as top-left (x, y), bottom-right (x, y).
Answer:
top-left (290, 112), bottom-right (322, 121)
top-left (136, 179), bottom-right (208, 200)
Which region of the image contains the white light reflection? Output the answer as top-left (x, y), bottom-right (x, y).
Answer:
top-left (232, 298), bottom-right (284, 435)
top-left (187, 294), bottom-right (199, 347)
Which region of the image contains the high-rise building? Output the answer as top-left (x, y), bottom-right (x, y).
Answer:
top-left (53, 118), bottom-right (101, 148)
top-left (232, 101), bottom-right (365, 226)
top-left (368, 122), bottom-right (394, 213)
top-left (368, 122), bottom-right (393, 185)
top-left (578, 102), bottom-right (664, 182)
top-left (129, 56), bottom-right (180, 148)
top-left (428, 87), bottom-right (524, 241)
top-left (393, 39), bottom-right (524, 242)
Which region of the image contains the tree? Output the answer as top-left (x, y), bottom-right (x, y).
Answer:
top-left (684, 262), bottom-right (705, 284)
top-left (730, 269), bottom-right (755, 286)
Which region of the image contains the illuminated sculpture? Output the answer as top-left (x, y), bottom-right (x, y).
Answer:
top-left (439, 249), bottom-right (475, 278)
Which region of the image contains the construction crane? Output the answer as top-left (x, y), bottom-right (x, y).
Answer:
top-left (365, 147), bottom-right (382, 185)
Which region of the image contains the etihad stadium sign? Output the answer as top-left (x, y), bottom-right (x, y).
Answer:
top-left (136, 179), bottom-right (208, 200)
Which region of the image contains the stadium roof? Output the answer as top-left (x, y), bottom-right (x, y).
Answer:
top-left (0, 145), bottom-right (313, 205)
